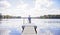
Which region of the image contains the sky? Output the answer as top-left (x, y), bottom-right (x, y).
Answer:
top-left (0, 0), bottom-right (60, 17)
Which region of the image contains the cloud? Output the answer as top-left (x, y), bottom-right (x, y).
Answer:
top-left (13, 0), bottom-right (54, 17)
top-left (0, 0), bottom-right (60, 17)
top-left (28, 0), bottom-right (54, 16)
top-left (0, 0), bottom-right (11, 15)
top-left (0, 1), bottom-right (11, 9)
top-left (35, 0), bottom-right (53, 8)
top-left (30, 0), bottom-right (60, 16)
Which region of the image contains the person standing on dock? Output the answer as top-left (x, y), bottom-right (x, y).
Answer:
top-left (28, 15), bottom-right (31, 23)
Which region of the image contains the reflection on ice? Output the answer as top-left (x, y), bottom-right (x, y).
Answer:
top-left (9, 28), bottom-right (21, 35)
top-left (38, 29), bottom-right (53, 35)
top-left (0, 19), bottom-right (60, 35)
top-left (0, 28), bottom-right (10, 35)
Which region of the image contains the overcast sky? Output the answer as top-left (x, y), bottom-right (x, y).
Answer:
top-left (0, 0), bottom-right (60, 17)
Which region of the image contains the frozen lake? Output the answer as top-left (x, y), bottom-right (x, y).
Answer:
top-left (0, 19), bottom-right (60, 35)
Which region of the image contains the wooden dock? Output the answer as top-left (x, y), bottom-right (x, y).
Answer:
top-left (22, 23), bottom-right (37, 35)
